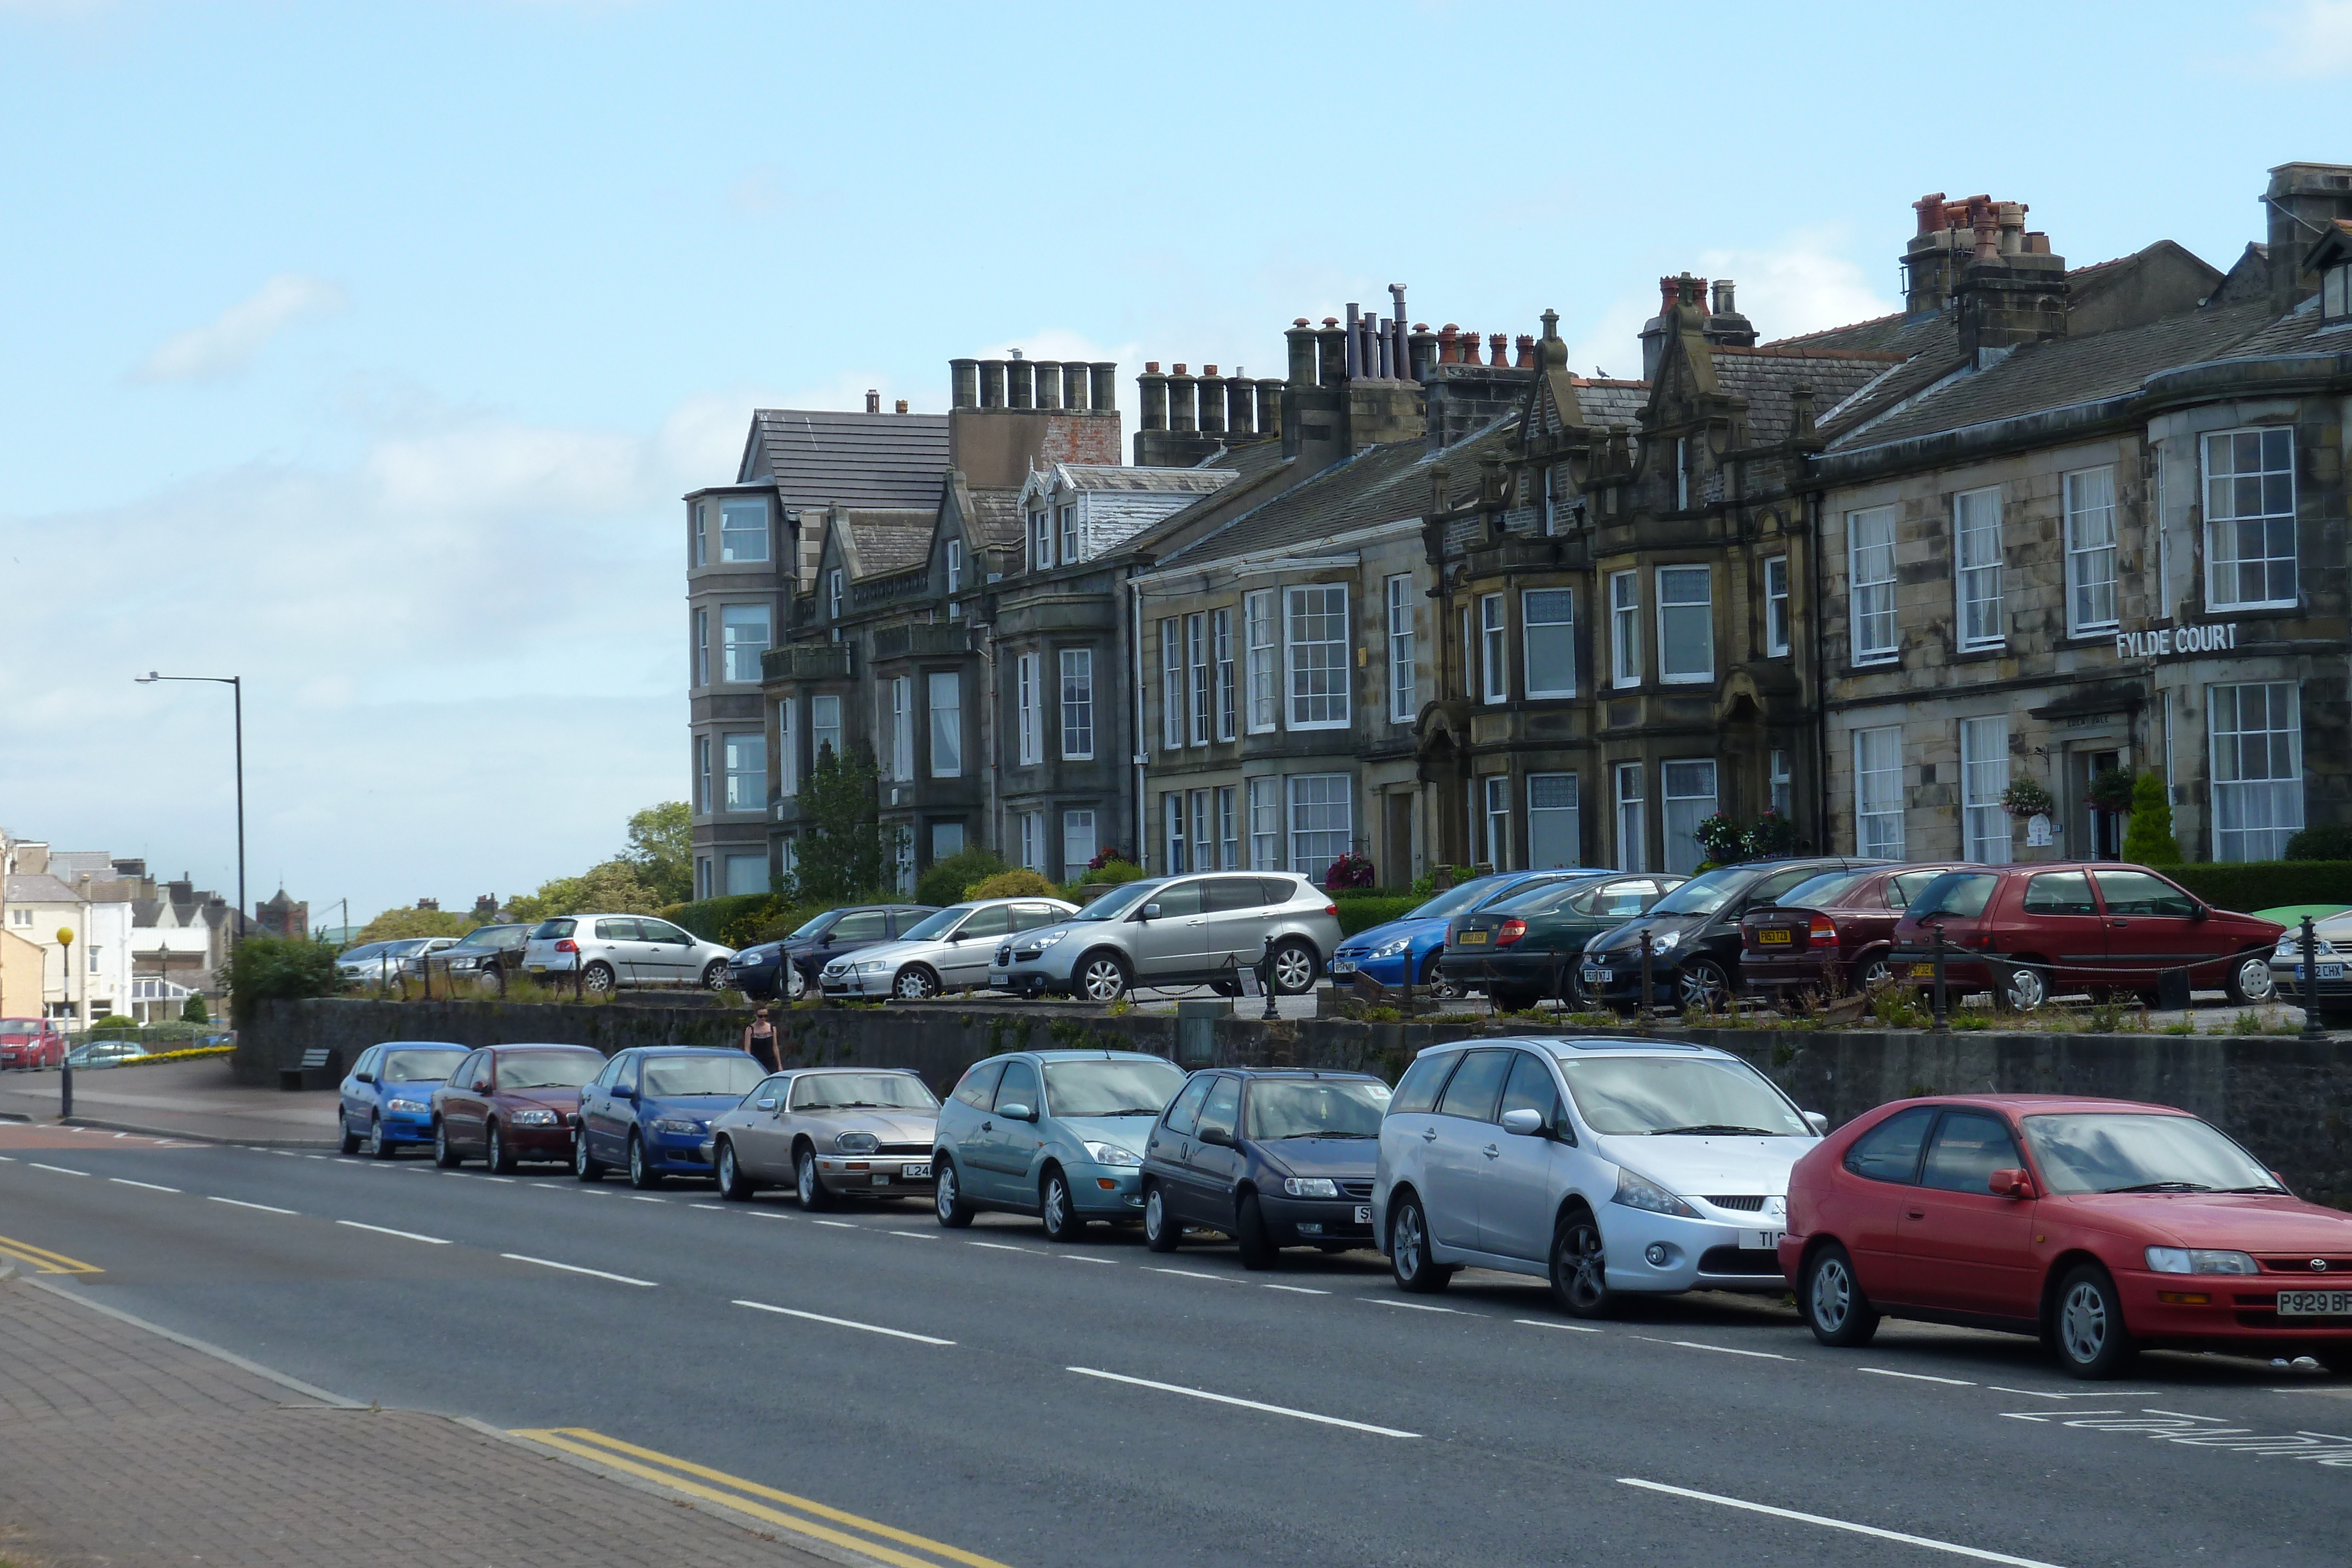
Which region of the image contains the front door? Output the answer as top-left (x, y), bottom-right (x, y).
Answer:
top-left (2085, 751), bottom-right (2123, 860)
top-left (447, 1054), bottom-right (492, 1150)
top-left (940, 906), bottom-right (1015, 990)
top-left (1832, 1105), bottom-right (1937, 1304)
top-left (1129, 880), bottom-right (1208, 981)
top-left (1183, 1075), bottom-right (1244, 1228)
top-left (1424, 1049), bottom-right (1514, 1251)
top-left (1478, 1051), bottom-right (1569, 1261)
top-left (1894, 1109), bottom-right (2039, 1319)
top-left (638, 919), bottom-right (697, 984)
top-left (740, 1074), bottom-right (793, 1177)
top-left (2014, 870), bottom-right (2110, 991)
top-left (342, 1047), bottom-right (380, 1134)
top-left (1148, 1075), bottom-right (1217, 1224)
top-left (2091, 867), bottom-right (2214, 989)
top-left (967, 1058), bottom-right (1042, 1203)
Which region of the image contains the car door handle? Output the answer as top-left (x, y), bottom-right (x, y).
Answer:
top-left (1906, 1209), bottom-right (1926, 1220)
top-left (1482, 1144), bottom-right (1501, 1159)
top-left (1421, 1127), bottom-right (1438, 1142)
top-left (981, 1121), bottom-right (993, 1131)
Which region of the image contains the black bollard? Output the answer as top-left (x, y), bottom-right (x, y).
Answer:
top-left (1639, 928), bottom-right (1655, 1018)
top-left (1258, 935), bottom-right (1279, 1021)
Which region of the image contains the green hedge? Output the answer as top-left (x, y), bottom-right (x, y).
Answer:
top-left (1334, 895), bottom-right (1420, 937)
top-left (2169, 861), bottom-right (2352, 914)
top-left (663, 893), bottom-right (827, 949)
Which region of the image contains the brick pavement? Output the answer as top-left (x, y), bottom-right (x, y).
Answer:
top-left (0, 1275), bottom-right (848, 1568)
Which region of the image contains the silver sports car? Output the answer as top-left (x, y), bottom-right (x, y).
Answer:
top-left (703, 1066), bottom-right (940, 1209)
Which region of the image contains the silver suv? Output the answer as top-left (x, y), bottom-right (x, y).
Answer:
top-left (521, 914), bottom-right (736, 993)
top-left (821, 897), bottom-right (1078, 999)
top-left (988, 874), bottom-right (1341, 1002)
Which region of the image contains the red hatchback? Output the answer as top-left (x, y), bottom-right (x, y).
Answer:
top-left (429, 1043), bottom-right (602, 1172)
top-left (0, 1018), bottom-right (66, 1069)
top-left (1887, 862), bottom-right (2281, 1011)
top-left (1780, 1094), bottom-right (2352, 1378)
top-left (1738, 864), bottom-right (1969, 999)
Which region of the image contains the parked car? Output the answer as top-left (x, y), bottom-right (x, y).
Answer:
top-left (820, 898), bottom-right (1078, 999)
top-left (1889, 864), bottom-right (2282, 1011)
top-left (932, 1049), bottom-right (1190, 1238)
top-left (704, 1066), bottom-right (941, 1207)
top-left (724, 905), bottom-right (938, 1001)
top-left (520, 915), bottom-right (735, 994)
top-left (336, 1041), bottom-right (468, 1157)
top-left (429, 1043), bottom-right (602, 1171)
top-left (1578, 858), bottom-right (1890, 1012)
top-left (1330, 871), bottom-right (1590, 997)
top-left (403, 923), bottom-right (530, 994)
top-left (1441, 872), bottom-right (1687, 1009)
top-left (338, 938), bottom-right (456, 987)
top-left (1373, 1037), bottom-right (1825, 1316)
top-left (2271, 911), bottom-right (2352, 1027)
top-left (0, 1018), bottom-right (66, 1069)
top-left (1782, 1094), bottom-right (2352, 1378)
top-left (988, 875), bottom-right (1342, 1002)
top-left (572, 1046), bottom-right (769, 1188)
top-left (1738, 864), bottom-right (1968, 1001)
top-left (64, 1038), bottom-right (148, 1069)
top-left (1140, 1068), bottom-right (1392, 1266)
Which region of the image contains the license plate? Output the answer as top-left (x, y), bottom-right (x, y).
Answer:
top-left (904, 1162), bottom-right (931, 1180)
top-left (2277, 1289), bottom-right (2352, 1316)
top-left (1458, 930), bottom-right (1488, 944)
top-left (1758, 929), bottom-right (1793, 945)
top-left (2293, 964), bottom-right (2345, 981)
top-left (1331, 959), bottom-right (1357, 974)
top-left (1582, 967), bottom-right (1611, 984)
top-left (1354, 1205), bottom-right (1372, 1224)
top-left (527, 964), bottom-right (546, 974)
top-left (1910, 962), bottom-right (1935, 978)
top-left (1742, 1229), bottom-right (1785, 1252)
top-left (988, 974), bottom-right (1008, 986)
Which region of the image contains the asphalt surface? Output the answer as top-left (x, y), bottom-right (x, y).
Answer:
top-left (4, 1119), bottom-right (2347, 1568)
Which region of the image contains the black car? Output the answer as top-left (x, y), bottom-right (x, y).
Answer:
top-left (1577, 857), bottom-right (1890, 1012)
top-left (723, 904), bottom-right (937, 1001)
top-left (405, 922), bottom-right (530, 995)
top-left (1140, 1068), bottom-right (1392, 1268)
top-left (1439, 871), bottom-right (1686, 1009)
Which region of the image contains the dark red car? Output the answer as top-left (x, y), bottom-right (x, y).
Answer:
top-left (1780, 1094), bottom-right (2352, 1378)
top-left (1887, 862), bottom-right (2281, 1011)
top-left (0, 1018), bottom-right (66, 1069)
top-left (1738, 864), bottom-right (1968, 999)
top-left (429, 1043), bottom-right (602, 1172)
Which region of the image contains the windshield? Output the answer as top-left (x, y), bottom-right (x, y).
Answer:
top-left (2021, 1112), bottom-right (2280, 1195)
top-left (1556, 1055), bottom-right (1810, 1136)
top-left (898, 905), bottom-right (975, 942)
top-left (496, 1051), bottom-right (599, 1089)
top-left (1043, 1058), bottom-right (1187, 1116)
top-left (1775, 871), bottom-right (1868, 909)
top-left (340, 943), bottom-right (386, 962)
top-left (1405, 877), bottom-right (1514, 921)
top-left (1646, 864), bottom-right (1755, 918)
top-left (643, 1055), bottom-right (770, 1098)
top-left (1911, 871), bottom-right (2000, 920)
top-left (382, 1049), bottom-right (465, 1081)
top-left (786, 913), bottom-right (833, 941)
top-left (1071, 882), bottom-right (1155, 922)
top-left (1489, 876), bottom-right (1607, 916)
top-left (789, 1072), bottom-right (938, 1111)
top-left (531, 920), bottom-right (575, 940)
top-left (1246, 1079), bottom-right (1392, 1139)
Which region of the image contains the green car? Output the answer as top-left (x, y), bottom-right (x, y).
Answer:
top-left (1438, 871), bottom-right (1687, 1009)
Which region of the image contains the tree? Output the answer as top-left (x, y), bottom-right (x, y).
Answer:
top-left (786, 745), bottom-right (899, 905)
top-left (222, 935), bottom-right (341, 1027)
top-left (356, 907), bottom-right (480, 944)
top-left (2120, 768), bottom-right (2183, 864)
top-left (621, 801), bottom-right (693, 905)
top-left (181, 992), bottom-right (209, 1024)
top-left (506, 861), bottom-right (664, 922)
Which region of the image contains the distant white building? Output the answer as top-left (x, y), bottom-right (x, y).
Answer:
top-left (3, 841), bottom-right (148, 1024)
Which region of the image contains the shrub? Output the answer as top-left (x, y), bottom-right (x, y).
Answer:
top-left (89, 1014), bottom-right (138, 1034)
top-left (965, 868), bottom-right (1059, 901)
top-left (1322, 852), bottom-right (1377, 891)
top-left (2167, 861), bottom-right (2352, 913)
top-left (666, 892), bottom-right (821, 948)
top-left (1742, 810), bottom-right (1800, 859)
top-left (181, 993), bottom-right (209, 1024)
top-left (222, 935), bottom-right (342, 1027)
top-left (917, 849), bottom-right (1007, 910)
top-left (1335, 895), bottom-right (1419, 937)
top-left (2119, 770), bottom-right (2181, 864)
top-left (1079, 857), bottom-right (1145, 886)
top-left (2285, 824), bottom-right (2352, 861)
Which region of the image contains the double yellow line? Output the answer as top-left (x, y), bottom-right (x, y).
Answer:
top-left (0, 1233), bottom-right (103, 1275)
top-left (512, 1427), bottom-right (1015, 1568)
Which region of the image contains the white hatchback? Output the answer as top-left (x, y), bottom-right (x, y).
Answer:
top-left (522, 914), bottom-right (736, 994)
top-left (1371, 1037), bottom-right (1825, 1318)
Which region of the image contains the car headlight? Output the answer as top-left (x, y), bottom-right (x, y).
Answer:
top-left (1282, 1176), bottom-right (1340, 1198)
top-left (2144, 1246), bottom-right (2258, 1275)
top-left (1644, 930), bottom-right (1682, 955)
top-left (857, 958), bottom-right (892, 972)
top-left (652, 1117), bottom-right (707, 1135)
top-left (1611, 1168), bottom-right (1699, 1219)
top-left (1367, 937), bottom-right (1412, 959)
top-left (739, 950), bottom-right (769, 965)
top-left (386, 1097), bottom-right (429, 1114)
top-left (1031, 927), bottom-right (1070, 950)
top-left (836, 1131), bottom-right (880, 1154)
top-left (509, 1109), bottom-right (559, 1126)
top-left (1080, 1140), bottom-right (1142, 1167)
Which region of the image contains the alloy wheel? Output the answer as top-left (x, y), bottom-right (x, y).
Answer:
top-left (1556, 1219), bottom-right (1611, 1316)
top-left (717, 1142), bottom-right (741, 1198)
top-left (1080, 955), bottom-right (1127, 1003)
top-left (936, 1164), bottom-right (961, 1223)
top-left (1393, 1204), bottom-right (1423, 1277)
top-left (1810, 1255), bottom-right (1854, 1331)
top-left (786, 964), bottom-right (806, 1001)
top-left (1042, 1172), bottom-right (1073, 1238)
top-left (368, 1117), bottom-right (388, 1159)
top-left (798, 1149), bottom-right (818, 1206)
top-left (2060, 1281), bottom-right (2108, 1364)
top-left (583, 962), bottom-right (614, 995)
top-left (895, 967), bottom-right (938, 1000)
top-left (1678, 961), bottom-right (1730, 1012)
top-left (1859, 958), bottom-right (1895, 988)
top-left (630, 1136), bottom-right (646, 1186)
top-left (1271, 944), bottom-right (1315, 995)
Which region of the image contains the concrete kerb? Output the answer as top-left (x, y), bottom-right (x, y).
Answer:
top-left (59, 1114), bottom-right (338, 1149)
top-left (16, 1275), bottom-right (363, 1408)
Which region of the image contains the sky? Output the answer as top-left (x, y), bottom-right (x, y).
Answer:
top-left (3, 0), bottom-right (2348, 927)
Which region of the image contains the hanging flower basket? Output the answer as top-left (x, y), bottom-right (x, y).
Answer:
top-left (1322, 852), bottom-right (1376, 891)
top-left (2087, 768), bottom-right (2136, 815)
top-left (1741, 810), bottom-right (1800, 859)
top-left (1693, 813), bottom-right (1746, 865)
top-left (2001, 777), bottom-right (2056, 820)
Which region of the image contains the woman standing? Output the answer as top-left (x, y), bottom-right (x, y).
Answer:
top-left (743, 1008), bottom-right (781, 1073)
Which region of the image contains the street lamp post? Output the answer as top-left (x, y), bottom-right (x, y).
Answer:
top-left (135, 673), bottom-right (244, 946)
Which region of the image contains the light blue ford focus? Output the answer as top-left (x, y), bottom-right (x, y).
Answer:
top-left (931, 1050), bottom-right (1189, 1241)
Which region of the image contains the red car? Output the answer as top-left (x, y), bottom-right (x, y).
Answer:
top-left (1780, 1094), bottom-right (2352, 1378)
top-left (0, 1018), bottom-right (66, 1069)
top-left (429, 1043), bottom-right (602, 1172)
top-left (1738, 863), bottom-right (1969, 999)
top-left (1888, 862), bottom-right (2281, 1011)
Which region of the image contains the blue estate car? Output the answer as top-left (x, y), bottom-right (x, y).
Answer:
top-left (1329, 871), bottom-right (1596, 995)
top-left (338, 1041), bottom-right (467, 1158)
top-left (574, 1046), bottom-right (770, 1188)
top-left (932, 1049), bottom-right (1190, 1240)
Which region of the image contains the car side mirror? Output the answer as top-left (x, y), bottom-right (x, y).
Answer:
top-left (1988, 1167), bottom-right (2036, 1199)
top-left (997, 1102), bottom-right (1035, 1122)
top-left (1803, 1111), bottom-right (1829, 1135)
top-left (1137, 902), bottom-right (1161, 922)
top-left (1499, 1107), bottom-right (1546, 1137)
top-left (1197, 1124), bottom-right (1234, 1147)
top-left (2189, 904), bottom-right (2209, 921)
top-left (615, 1086), bottom-right (636, 1102)
top-left (753, 1097), bottom-right (776, 1111)
top-left (355, 1071), bottom-right (375, 1085)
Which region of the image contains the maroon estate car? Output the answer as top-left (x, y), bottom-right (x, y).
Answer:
top-left (1739, 864), bottom-right (1969, 999)
top-left (0, 1018), bottom-right (66, 1069)
top-left (1888, 863), bottom-right (2281, 1011)
top-left (430, 1043), bottom-right (602, 1172)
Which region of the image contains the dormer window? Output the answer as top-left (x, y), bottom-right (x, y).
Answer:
top-left (2325, 262), bottom-right (2348, 319)
top-left (827, 567), bottom-right (843, 621)
top-left (946, 538), bottom-right (964, 596)
top-left (1030, 511), bottom-right (1053, 572)
top-left (1675, 437), bottom-right (1690, 510)
top-left (1058, 504), bottom-right (1080, 565)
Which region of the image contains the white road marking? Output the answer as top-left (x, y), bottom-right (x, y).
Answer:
top-left (1991, 1386), bottom-right (2153, 1399)
top-left (1263, 1284), bottom-right (1329, 1295)
top-left (1068, 1367), bottom-right (1417, 1439)
top-left (482, 1176), bottom-right (514, 1185)
top-left (1144, 1267), bottom-right (1230, 1281)
top-left (626, 1195), bottom-right (664, 1204)
top-left (1631, 1336), bottom-right (1789, 1360)
top-left (0, 1155), bottom-right (15, 1162)
top-left (1372, 1300), bottom-right (1460, 1313)
top-left (2001, 1413), bottom-right (2051, 1423)
top-left (336, 1220), bottom-right (450, 1245)
top-left (749, 1211), bottom-right (791, 1220)
top-left (208, 1196), bottom-right (296, 1214)
top-left (1860, 1368), bottom-right (1975, 1386)
top-left (970, 1241), bottom-right (1040, 1255)
top-left (1515, 1318), bottom-right (1603, 1333)
top-left (109, 1178), bottom-right (181, 1193)
top-left (813, 1219), bottom-right (857, 1229)
top-left (1060, 1253), bottom-right (1115, 1264)
top-left (502, 1253), bottom-right (657, 1287)
top-left (304, 1154), bottom-right (328, 1161)
top-left (734, 1300), bottom-right (954, 1345)
top-left (579, 1189), bottom-right (611, 1196)
top-left (1618, 1479), bottom-right (2067, 1567)
top-left (29, 1164), bottom-right (86, 1176)
top-left (879, 1229), bottom-right (937, 1240)
top-left (690, 1204), bottom-right (727, 1211)
top-left (270, 1150), bottom-right (300, 1158)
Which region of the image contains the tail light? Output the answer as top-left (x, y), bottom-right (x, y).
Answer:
top-left (1324, 902), bottom-right (1338, 917)
top-left (1808, 914), bottom-right (1838, 948)
top-left (555, 938), bottom-right (579, 954)
top-left (1497, 918), bottom-right (1528, 947)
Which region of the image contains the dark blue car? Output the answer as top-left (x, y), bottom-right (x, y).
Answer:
top-left (338, 1041), bottom-right (468, 1158)
top-left (574, 1046), bottom-right (770, 1189)
top-left (1138, 1068), bottom-right (1392, 1268)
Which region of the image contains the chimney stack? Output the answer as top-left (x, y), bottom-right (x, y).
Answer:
top-left (864, 389), bottom-right (880, 414)
top-left (1090, 362), bottom-right (1117, 412)
top-left (1198, 366), bottom-right (1227, 433)
top-left (2265, 162), bottom-right (2352, 315)
top-left (1138, 363), bottom-right (1168, 431)
top-left (1034, 361), bottom-right (1062, 410)
top-left (950, 359), bottom-right (978, 409)
top-left (894, 400), bottom-right (908, 414)
top-left (1006, 356), bottom-right (1034, 409)
top-left (978, 360), bottom-right (1006, 408)
top-left (1167, 365), bottom-right (1197, 433)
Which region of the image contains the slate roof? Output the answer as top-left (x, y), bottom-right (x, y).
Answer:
top-left (1054, 464), bottom-right (1235, 494)
top-left (1710, 347), bottom-right (1905, 443)
top-left (842, 510), bottom-right (937, 580)
top-left (737, 410), bottom-right (950, 507)
top-left (2223, 291), bottom-right (2352, 356)
top-left (1766, 310), bottom-right (1951, 357)
top-left (962, 487), bottom-right (1024, 550)
top-left (1566, 377), bottom-right (1648, 426)
top-left (1197, 437), bottom-right (1289, 483)
top-left (4, 873), bottom-right (81, 905)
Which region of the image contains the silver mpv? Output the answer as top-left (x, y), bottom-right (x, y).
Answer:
top-left (988, 873), bottom-right (1342, 1002)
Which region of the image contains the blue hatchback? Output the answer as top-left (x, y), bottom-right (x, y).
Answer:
top-left (339, 1041), bottom-right (468, 1158)
top-left (576, 1046), bottom-right (770, 1189)
top-left (1330, 871), bottom-right (1600, 994)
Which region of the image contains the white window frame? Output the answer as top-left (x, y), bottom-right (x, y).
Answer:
top-left (1244, 589), bottom-right (1278, 734)
top-left (719, 498), bottom-right (769, 563)
top-left (1187, 611), bottom-right (1210, 745)
top-left (777, 837), bottom-right (797, 880)
top-left (1164, 791), bottom-right (1187, 875)
top-left (1479, 593), bottom-right (1507, 704)
top-left (1654, 564), bottom-right (1713, 686)
top-left (1763, 555), bottom-right (1790, 657)
top-left (1286, 773), bottom-right (1352, 874)
top-left (1217, 785), bottom-right (1238, 872)
top-left (1849, 505), bottom-right (1898, 664)
top-left (1954, 486), bottom-right (2004, 651)
top-left (890, 675), bottom-right (913, 783)
top-left (928, 671), bottom-right (962, 778)
top-left (695, 734), bottom-right (712, 815)
top-left (777, 697), bottom-right (797, 799)
top-left (1212, 608), bottom-right (1235, 741)
top-left (1060, 648), bottom-right (1094, 761)
top-left (1608, 570), bottom-right (1640, 688)
top-left (810, 694), bottom-right (842, 768)
top-left (2062, 466), bottom-right (2119, 636)
top-left (1061, 809), bottom-right (1097, 880)
top-left (1018, 810), bottom-right (1043, 871)
top-left (692, 607), bottom-right (709, 688)
top-left (721, 603), bottom-right (771, 684)
top-left (1613, 762), bottom-right (1646, 873)
top-left (1674, 436), bottom-right (1690, 511)
top-left (2203, 427), bottom-right (2297, 611)
top-left (1527, 772), bottom-right (1579, 869)
top-left (1282, 584), bottom-right (1350, 730)
top-left (1191, 789), bottom-right (1213, 871)
top-left (1523, 588), bottom-right (1575, 699)
top-left (1058, 503), bottom-right (1080, 566)
top-left (1959, 715), bottom-right (2010, 864)
top-left (1247, 777), bottom-right (1281, 868)
top-left (1769, 748), bottom-right (1792, 819)
top-left (1015, 653), bottom-right (1040, 766)
top-left (1853, 726), bottom-right (1905, 859)
top-left (826, 568), bottom-right (843, 622)
top-left (1482, 775), bottom-right (1511, 869)
top-left (723, 731), bottom-right (766, 812)
top-left (946, 537), bottom-right (964, 596)
top-left (1386, 573), bottom-right (1417, 723)
top-left (1030, 511), bottom-right (1053, 573)
top-left (1660, 759), bottom-right (1718, 877)
top-left (2210, 681), bottom-right (2304, 862)
top-left (689, 502), bottom-right (707, 568)
top-left (1160, 618), bottom-right (1184, 751)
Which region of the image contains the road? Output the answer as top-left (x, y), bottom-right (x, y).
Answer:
top-left (3, 1118), bottom-right (2347, 1568)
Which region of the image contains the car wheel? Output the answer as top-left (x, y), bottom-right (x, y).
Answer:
top-left (1801, 1243), bottom-right (1880, 1347)
top-left (628, 1132), bottom-right (662, 1190)
top-left (796, 1145), bottom-right (836, 1211)
top-left (485, 969), bottom-right (507, 999)
top-left (700, 960), bottom-right (727, 990)
top-left (574, 1128), bottom-right (606, 1183)
top-left (716, 1139), bottom-right (754, 1201)
top-left (2225, 952), bottom-right (2277, 1005)
top-left (1492, 984), bottom-right (1543, 1013)
top-left (487, 1122), bottom-right (517, 1175)
top-left (368, 1115), bottom-right (395, 1161)
top-left (2052, 1263), bottom-right (2138, 1379)
top-left (1549, 1211), bottom-right (1616, 1319)
top-left (1142, 1183), bottom-right (1180, 1252)
top-left (934, 1158), bottom-right (974, 1228)
top-left (1077, 951), bottom-right (1131, 1004)
top-left (1269, 941), bottom-right (1318, 996)
top-left (1234, 1192), bottom-right (1278, 1270)
top-left (433, 1119), bottom-right (462, 1169)
top-left (1418, 952), bottom-right (1464, 1001)
top-left (785, 964), bottom-right (807, 1001)
top-left (1855, 955), bottom-right (1895, 989)
top-left (1389, 1193), bottom-right (1451, 1293)
top-left (1997, 963), bottom-right (2050, 1012)
top-left (1676, 958), bottom-right (1732, 1013)
top-left (582, 961), bottom-right (616, 995)
top-left (1040, 1168), bottom-right (1086, 1241)
top-left (339, 1112), bottom-right (362, 1156)
top-left (894, 965), bottom-right (940, 1001)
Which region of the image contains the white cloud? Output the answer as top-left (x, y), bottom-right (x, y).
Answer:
top-left (2255, 1), bottom-right (2352, 75)
top-left (1565, 235), bottom-right (1899, 382)
top-left (133, 273), bottom-right (348, 383)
